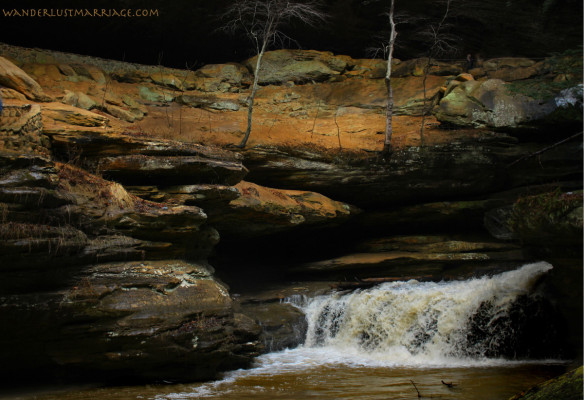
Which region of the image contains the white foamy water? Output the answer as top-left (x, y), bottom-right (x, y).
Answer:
top-left (300, 261), bottom-right (554, 365)
top-left (154, 262), bottom-right (561, 400)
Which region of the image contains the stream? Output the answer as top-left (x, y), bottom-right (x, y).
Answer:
top-left (8, 262), bottom-right (574, 400)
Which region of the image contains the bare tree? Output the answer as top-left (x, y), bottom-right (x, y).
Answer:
top-left (383, 0), bottom-right (398, 155)
top-left (418, 0), bottom-right (459, 146)
top-left (222, 0), bottom-right (326, 148)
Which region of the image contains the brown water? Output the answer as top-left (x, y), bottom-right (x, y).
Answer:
top-left (5, 361), bottom-right (570, 400)
top-left (4, 262), bottom-right (577, 400)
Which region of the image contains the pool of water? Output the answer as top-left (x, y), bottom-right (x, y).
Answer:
top-left (8, 352), bottom-right (570, 400)
top-left (4, 262), bottom-right (576, 400)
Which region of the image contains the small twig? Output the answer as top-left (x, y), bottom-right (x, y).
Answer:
top-left (441, 380), bottom-right (457, 388)
top-left (410, 380), bottom-right (422, 398)
top-left (506, 131), bottom-right (583, 168)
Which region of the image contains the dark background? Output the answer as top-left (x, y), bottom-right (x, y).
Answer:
top-left (1, 0), bottom-right (582, 68)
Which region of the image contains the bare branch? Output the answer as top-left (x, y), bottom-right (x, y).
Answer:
top-left (221, 0), bottom-right (326, 51)
top-left (220, 0), bottom-right (328, 148)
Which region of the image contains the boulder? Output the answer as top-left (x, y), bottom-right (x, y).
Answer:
top-left (240, 302), bottom-right (307, 352)
top-left (0, 260), bottom-right (262, 382)
top-left (508, 366), bottom-right (583, 400)
top-left (138, 85), bottom-right (174, 103)
top-left (243, 49), bottom-right (350, 84)
top-left (195, 62), bottom-right (252, 87)
top-left (61, 90), bottom-right (98, 110)
top-left (435, 78), bottom-right (582, 129)
top-left (149, 71), bottom-right (185, 90)
top-left (0, 56), bottom-right (52, 101)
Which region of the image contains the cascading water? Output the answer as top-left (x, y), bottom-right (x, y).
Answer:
top-left (149, 262), bottom-right (566, 400)
top-left (297, 261), bottom-right (560, 366)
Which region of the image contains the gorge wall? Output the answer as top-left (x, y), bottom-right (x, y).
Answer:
top-left (0, 43), bottom-right (582, 384)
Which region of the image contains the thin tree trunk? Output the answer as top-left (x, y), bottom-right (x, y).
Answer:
top-left (383, 0), bottom-right (397, 155)
top-left (334, 107), bottom-right (342, 151)
top-left (420, 57), bottom-right (430, 147)
top-left (238, 46), bottom-right (265, 148)
top-left (384, 79), bottom-right (394, 154)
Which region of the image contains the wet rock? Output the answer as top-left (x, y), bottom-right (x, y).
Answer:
top-left (240, 302), bottom-right (307, 351)
top-left (0, 260), bottom-right (262, 382)
top-left (0, 150), bottom-right (252, 382)
top-left (508, 366), bottom-right (583, 400)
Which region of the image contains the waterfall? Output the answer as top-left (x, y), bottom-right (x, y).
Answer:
top-left (153, 262), bottom-right (563, 400)
top-left (299, 262), bottom-right (558, 366)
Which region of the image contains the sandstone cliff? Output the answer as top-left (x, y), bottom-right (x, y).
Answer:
top-left (0, 44), bottom-right (581, 384)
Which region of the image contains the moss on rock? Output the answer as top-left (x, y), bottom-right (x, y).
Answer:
top-left (509, 366), bottom-right (583, 400)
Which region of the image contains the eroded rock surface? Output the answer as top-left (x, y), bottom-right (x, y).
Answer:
top-left (1, 260), bottom-right (261, 382)
top-left (0, 98), bottom-right (262, 383)
top-left (0, 43), bottom-right (582, 385)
